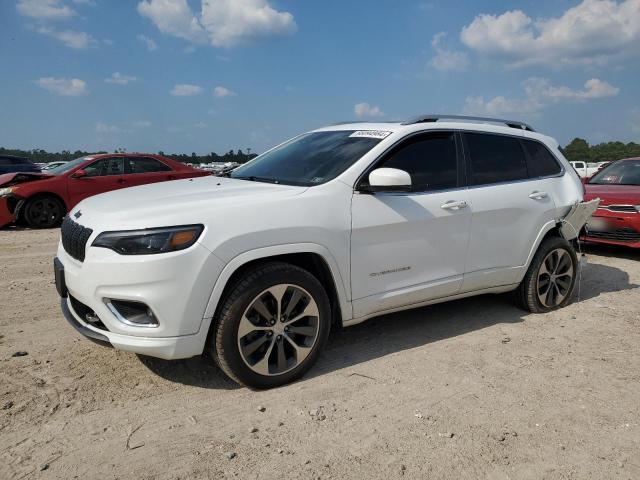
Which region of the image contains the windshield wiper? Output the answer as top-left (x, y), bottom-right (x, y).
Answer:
top-left (233, 175), bottom-right (280, 184)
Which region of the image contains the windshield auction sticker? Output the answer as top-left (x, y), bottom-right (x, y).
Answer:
top-left (349, 130), bottom-right (392, 139)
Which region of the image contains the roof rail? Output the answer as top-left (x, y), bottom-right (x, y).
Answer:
top-left (402, 114), bottom-right (535, 132)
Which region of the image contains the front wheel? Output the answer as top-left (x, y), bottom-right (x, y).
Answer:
top-left (515, 236), bottom-right (578, 313)
top-left (212, 262), bottom-right (331, 389)
top-left (22, 195), bottom-right (65, 229)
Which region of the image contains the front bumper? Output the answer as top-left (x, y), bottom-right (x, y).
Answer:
top-left (0, 197), bottom-right (16, 228)
top-left (581, 209), bottom-right (640, 248)
top-left (55, 235), bottom-right (226, 359)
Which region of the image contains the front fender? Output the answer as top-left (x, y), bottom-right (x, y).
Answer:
top-left (199, 243), bottom-right (352, 338)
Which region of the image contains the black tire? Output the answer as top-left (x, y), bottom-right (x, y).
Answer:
top-left (212, 262), bottom-right (331, 389)
top-left (514, 236), bottom-right (578, 313)
top-left (22, 195), bottom-right (65, 229)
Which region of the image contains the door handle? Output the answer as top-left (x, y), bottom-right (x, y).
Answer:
top-left (167, 175), bottom-right (177, 180)
top-left (117, 178), bottom-right (127, 184)
top-left (441, 200), bottom-right (467, 210)
top-left (529, 191), bottom-right (548, 200)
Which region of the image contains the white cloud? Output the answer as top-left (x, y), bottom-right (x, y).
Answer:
top-left (35, 26), bottom-right (92, 49)
top-left (195, 121), bottom-right (207, 128)
top-left (96, 122), bottom-right (121, 134)
top-left (105, 72), bottom-right (138, 85)
top-left (461, 0), bottom-right (640, 68)
top-left (354, 103), bottom-right (384, 118)
top-left (170, 83), bottom-right (203, 96)
top-left (17, 0), bottom-right (75, 20)
top-left (213, 86), bottom-right (236, 97)
top-left (137, 34), bottom-right (158, 51)
top-left (463, 77), bottom-right (620, 116)
top-left (36, 77), bottom-right (88, 96)
top-left (137, 0), bottom-right (296, 47)
top-left (132, 120), bottom-right (152, 128)
top-left (430, 32), bottom-right (469, 71)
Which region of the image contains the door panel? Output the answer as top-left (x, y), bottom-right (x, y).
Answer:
top-left (351, 190), bottom-right (471, 317)
top-left (350, 130), bottom-right (470, 319)
top-left (460, 132), bottom-right (557, 291)
top-left (67, 157), bottom-right (127, 207)
top-left (124, 157), bottom-right (175, 188)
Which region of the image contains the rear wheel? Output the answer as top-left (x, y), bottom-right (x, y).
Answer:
top-left (22, 195), bottom-right (65, 229)
top-left (515, 236), bottom-right (578, 313)
top-left (212, 262), bottom-right (331, 389)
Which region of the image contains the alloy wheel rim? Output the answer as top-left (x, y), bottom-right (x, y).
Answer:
top-left (237, 284), bottom-right (320, 376)
top-left (536, 248), bottom-right (574, 308)
top-left (29, 199), bottom-right (60, 226)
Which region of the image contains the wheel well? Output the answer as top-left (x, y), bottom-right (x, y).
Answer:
top-left (217, 253), bottom-right (343, 327)
top-left (17, 192), bottom-right (68, 220)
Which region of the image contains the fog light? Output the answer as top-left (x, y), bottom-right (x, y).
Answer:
top-left (105, 299), bottom-right (159, 327)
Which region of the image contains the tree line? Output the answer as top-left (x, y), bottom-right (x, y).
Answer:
top-left (0, 147), bottom-right (258, 165)
top-left (2, 138), bottom-right (640, 165)
top-left (560, 138), bottom-right (640, 163)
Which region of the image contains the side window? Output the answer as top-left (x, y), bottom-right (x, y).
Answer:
top-left (0, 157), bottom-right (12, 166)
top-left (464, 132), bottom-right (528, 186)
top-left (126, 157), bottom-right (172, 174)
top-left (376, 131), bottom-right (458, 192)
top-left (521, 139), bottom-right (562, 177)
top-left (574, 162), bottom-right (585, 169)
top-left (84, 158), bottom-right (125, 177)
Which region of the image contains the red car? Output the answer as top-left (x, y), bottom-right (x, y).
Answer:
top-left (0, 153), bottom-right (210, 229)
top-left (582, 157), bottom-right (640, 248)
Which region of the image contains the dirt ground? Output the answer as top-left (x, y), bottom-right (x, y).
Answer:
top-left (1, 227), bottom-right (639, 480)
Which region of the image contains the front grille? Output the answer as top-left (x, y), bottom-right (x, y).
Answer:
top-left (61, 216), bottom-right (93, 262)
top-left (69, 295), bottom-right (108, 331)
top-left (586, 227), bottom-right (640, 243)
top-left (599, 205), bottom-right (638, 213)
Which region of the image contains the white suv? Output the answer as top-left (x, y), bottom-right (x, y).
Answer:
top-left (55, 115), bottom-right (586, 388)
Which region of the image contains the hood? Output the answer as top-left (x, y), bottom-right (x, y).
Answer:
top-left (584, 183), bottom-right (640, 206)
top-left (72, 176), bottom-right (308, 229)
top-left (0, 172), bottom-right (53, 187)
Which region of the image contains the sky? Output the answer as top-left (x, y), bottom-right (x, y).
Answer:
top-left (1, 0), bottom-right (639, 155)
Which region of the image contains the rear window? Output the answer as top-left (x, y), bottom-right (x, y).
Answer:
top-left (464, 132), bottom-right (528, 185)
top-left (521, 139), bottom-right (562, 177)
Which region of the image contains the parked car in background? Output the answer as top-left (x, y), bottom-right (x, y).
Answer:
top-left (570, 161), bottom-right (600, 178)
top-left (54, 114), bottom-right (590, 388)
top-left (583, 157), bottom-right (640, 248)
top-left (0, 153), bottom-right (210, 229)
top-left (0, 155), bottom-right (41, 174)
top-left (42, 161), bottom-right (68, 170)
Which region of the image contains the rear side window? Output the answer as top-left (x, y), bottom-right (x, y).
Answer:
top-left (464, 132), bottom-right (528, 186)
top-left (522, 140), bottom-right (562, 177)
top-left (375, 131), bottom-right (458, 192)
top-left (127, 157), bottom-right (172, 173)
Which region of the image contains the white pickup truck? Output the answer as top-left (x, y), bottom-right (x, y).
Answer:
top-left (570, 161), bottom-right (601, 178)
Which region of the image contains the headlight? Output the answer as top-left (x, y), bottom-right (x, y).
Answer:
top-left (92, 225), bottom-right (204, 255)
top-left (0, 187), bottom-right (13, 197)
top-left (635, 205), bottom-right (640, 212)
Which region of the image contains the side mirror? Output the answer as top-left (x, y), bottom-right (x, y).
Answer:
top-left (366, 168), bottom-right (412, 193)
top-left (71, 169), bottom-right (87, 179)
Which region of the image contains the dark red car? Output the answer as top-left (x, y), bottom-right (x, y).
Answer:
top-left (582, 157), bottom-right (640, 248)
top-left (0, 153), bottom-right (210, 229)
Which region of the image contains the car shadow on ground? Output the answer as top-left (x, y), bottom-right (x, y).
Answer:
top-left (139, 262), bottom-right (637, 390)
top-left (581, 242), bottom-right (640, 262)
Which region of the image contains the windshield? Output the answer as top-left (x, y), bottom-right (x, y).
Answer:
top-left (588, 159), bottom-right (640, 186)
top-left (230, 131), bottom-right (386, 186)
top-left (48, 156), bottom-right (93, 175)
